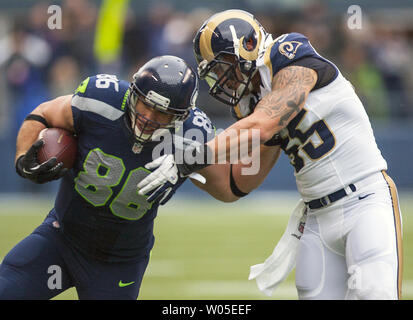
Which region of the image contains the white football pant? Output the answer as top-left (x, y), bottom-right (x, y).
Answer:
top-left (295, 171), bottom-right (403, 300)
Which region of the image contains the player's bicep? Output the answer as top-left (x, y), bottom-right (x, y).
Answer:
top-left (272, 65), bottom-right (317, 91)
top-left (253, 65), bottom-right (317, 136)
top-left (35, 95), bottom-right (75, 133)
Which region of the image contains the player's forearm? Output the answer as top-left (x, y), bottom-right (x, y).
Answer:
top-left (231, 144), bottom-right (281, 193)
top-left (192, 163), bottom-right (240, 202)
top-left (204, 66), bottom-right (317, 165)
top-left (205, 116), bottom-right (263, 166)
top-left (15, 95), bottom-right (74, 164)
top-left (15, 119), bottom-right (46, 163)
top-left (15, 102), bottom-right (52, 163)
top-left (191, 178), bottom-right (239, 203)
top-left (193, 145), bottom-right (280, 202)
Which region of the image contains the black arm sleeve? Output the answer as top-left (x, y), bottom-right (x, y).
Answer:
top-left (288, 56), bottom-right (337, 90)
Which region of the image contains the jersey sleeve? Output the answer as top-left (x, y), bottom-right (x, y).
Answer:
top-left (263, 32), bottom-right (321, 77)
top-left (71, 74), bottom-right (130, 134)
top-left (173, 107), bottom-right (215, 153)
top-left (71, 76), bottom-right (92, 133)
top-left (184, 107), bottom-right (215, 142)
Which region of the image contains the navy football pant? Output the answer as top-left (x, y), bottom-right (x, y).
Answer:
top-left (0, 217), bottom-right (150, 300)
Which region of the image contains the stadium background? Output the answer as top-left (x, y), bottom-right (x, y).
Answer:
top-left (0, 0), bottom-right (412, 299)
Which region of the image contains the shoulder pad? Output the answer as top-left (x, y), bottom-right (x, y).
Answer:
top-left (73, 75), bottom-right (130, 111)
top-left (263, 32), bottom-right (319, 76)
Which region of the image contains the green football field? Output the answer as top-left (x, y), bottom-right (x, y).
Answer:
top-left (0, 192), bottom-right (412, 300)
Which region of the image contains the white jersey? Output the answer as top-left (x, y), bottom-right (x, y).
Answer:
top-left (280, 73), bottom-right (386, 200)
top-left (253, 32), bottom-right (387, 201)
top-left (248, 33), bottom-right (399, 301)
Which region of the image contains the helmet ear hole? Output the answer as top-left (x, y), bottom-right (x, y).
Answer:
top-left (245, 37), bottom-right (255, 51)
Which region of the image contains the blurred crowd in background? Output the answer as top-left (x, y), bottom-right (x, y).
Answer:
top-left (0, 0), bottom-right (413, 140)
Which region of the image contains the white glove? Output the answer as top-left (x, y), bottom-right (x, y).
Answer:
top-left (137, 154), bottom-right (206, 197)
top-left (138, 154), bottom-right (178, 196)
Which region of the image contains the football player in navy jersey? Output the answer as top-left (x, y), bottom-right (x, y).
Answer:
top-left (138, 11), bottom-right (403, 300)
top-left (0, 55), bottom-right (279, 300)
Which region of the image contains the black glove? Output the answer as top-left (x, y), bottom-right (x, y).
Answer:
top-left (16, 140), bottom-right (68, 184)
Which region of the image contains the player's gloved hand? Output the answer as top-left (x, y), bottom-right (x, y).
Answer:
top-left (138, 154), bottom-right (179, 198)
top-left (15, 140), bottom-right (68, 184)
top-left (230, 93), bottom-right (260, 121)
top-left (138, 154), bottom-right (205, 205)
top-left (146, 184), bottom-right (177, 205)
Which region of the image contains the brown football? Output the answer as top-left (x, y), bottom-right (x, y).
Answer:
top-left (37, 128), bottom-right (77, 169)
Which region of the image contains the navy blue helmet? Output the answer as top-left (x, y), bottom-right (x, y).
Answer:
top-left (193, 10), bottom-right (268, 107)
top-left (125, 55), bottom-right (199, 144)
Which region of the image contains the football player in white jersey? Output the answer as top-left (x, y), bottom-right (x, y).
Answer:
top-left (137, 10), bottom-right (403, 300)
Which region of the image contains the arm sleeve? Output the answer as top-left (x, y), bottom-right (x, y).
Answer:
top-left (266, 33), bottom-right (338, 84)
top-left (287, 56), bottom-right (337, 90)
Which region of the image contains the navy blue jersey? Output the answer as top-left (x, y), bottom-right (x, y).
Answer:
top-left (53, 74), bottom-right (214, 262)
top-left (262, 32), bottom-right (338, 79)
